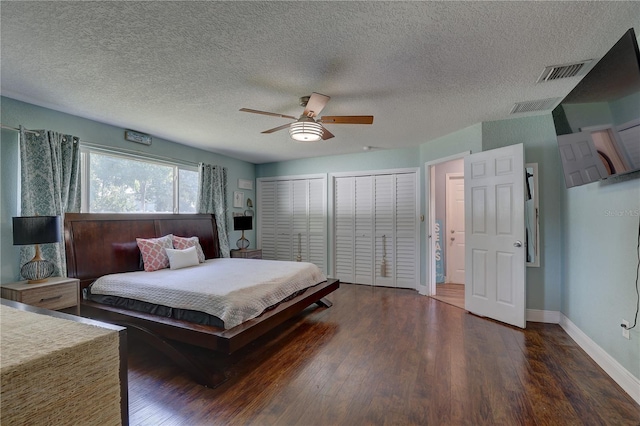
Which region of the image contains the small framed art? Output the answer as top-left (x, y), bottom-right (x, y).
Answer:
top-left (233, 191), bottom-right (244, 208)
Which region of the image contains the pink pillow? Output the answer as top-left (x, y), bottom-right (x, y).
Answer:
top-left (136, 234), bottom-right (173, 272)
top-left (173, 235), bottom-right (205, 263)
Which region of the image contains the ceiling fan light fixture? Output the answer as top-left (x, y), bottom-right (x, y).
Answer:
top-left (289, 120), bottom-right (323, 142)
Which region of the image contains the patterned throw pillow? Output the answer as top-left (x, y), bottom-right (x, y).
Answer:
top-left (172, 235), bottom-right (206, 263)
top-left (136, 234), bottom-right (174, 272)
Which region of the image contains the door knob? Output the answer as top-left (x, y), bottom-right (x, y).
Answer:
top-left (451, 237), bottom-right (455, 241)
top-left (514, 241), bottom-right (522, 248)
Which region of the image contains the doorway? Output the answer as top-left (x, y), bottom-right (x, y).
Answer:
top-left (425, 153), bottom-right (467, 309)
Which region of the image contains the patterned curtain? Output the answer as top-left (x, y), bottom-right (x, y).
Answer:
top-left (19, 127), bottom-right (81, 277)
top-left (197, 163), bottom-right (230, 257)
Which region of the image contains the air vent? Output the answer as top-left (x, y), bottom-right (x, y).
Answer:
top-left (537, 60), bottom-right (592, 83)
top-left (510, 98), bottom-right (562, 114)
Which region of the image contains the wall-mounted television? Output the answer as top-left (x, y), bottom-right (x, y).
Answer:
top-left (553, 28), bottom-right (640, 188)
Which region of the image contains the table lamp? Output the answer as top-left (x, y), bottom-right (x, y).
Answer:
top-left (13, 215), bottom-right (61, 283)
top-left (233, 216), bottom-right (252, 250)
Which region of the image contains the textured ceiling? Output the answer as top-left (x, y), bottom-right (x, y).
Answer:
top-left (2, 1), bottom-right (639, 164)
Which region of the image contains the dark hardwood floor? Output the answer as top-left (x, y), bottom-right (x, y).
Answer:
top-left (431, 282), bottom-right (465, 310)
top-left (127, 283), bottom-right (640, 425)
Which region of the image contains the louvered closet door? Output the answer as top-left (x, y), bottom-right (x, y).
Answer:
top-left (307, 179), bottom-right (326, 273)
top-left (258, 181), bottom-right (277, 259)
top-left (394, 173), bottom-right (417, 289)
top-left (354, 176), bottom-right (374, 285)
top-left (275, 181), bottom-right (292, 260)
top-left (292, 180), bottom-right (309, 262)
top-left (333, 170), bottom-right (418, 289)
top-left (374, 175), bottom-right (394, 287)
top-left (334, 177), bottom-right (355, 282)
top-left (258, 176), bottom-right (328, 273)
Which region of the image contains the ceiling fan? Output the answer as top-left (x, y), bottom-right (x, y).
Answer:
top-left (240, 92), bottom-right (374, 142)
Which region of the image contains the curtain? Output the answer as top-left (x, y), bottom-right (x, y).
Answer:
top-left (19, 127), bottom-right (81, 277)
top-left (197, 163), bottom-right (230, 258)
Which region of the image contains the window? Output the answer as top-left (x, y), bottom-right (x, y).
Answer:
top-left (80, 147), bottom-right (198, 213)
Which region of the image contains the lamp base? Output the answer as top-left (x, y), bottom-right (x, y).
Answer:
top-left (21, 259), bottom-right (55, 283)
top-left (236, 237), bottom-right (250, 250)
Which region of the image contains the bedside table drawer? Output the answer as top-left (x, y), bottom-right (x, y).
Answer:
top-left (15, 282), bottom-right (78, 311)
top-left (230, 249), bottom-right (262, 259)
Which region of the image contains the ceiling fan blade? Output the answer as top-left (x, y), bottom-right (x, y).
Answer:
top-left (261, 123), bottom-right (291, 134)
top-left (321, 126), bottom-right (335, 140)
top-left (240, 108), bottom-right (297, 120)
top-left (303, 92), bottom-right (330, 118)
top-left (321, 115), bottom-right (374, 124)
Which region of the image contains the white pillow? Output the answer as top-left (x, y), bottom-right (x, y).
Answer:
top-left (165, 246), bottom-right (200, 270)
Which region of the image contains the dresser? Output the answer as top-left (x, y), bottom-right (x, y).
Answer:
top-left (0, 276), bottom-right (80, 315)
top-left (230, 248), bottom-right (263, 259)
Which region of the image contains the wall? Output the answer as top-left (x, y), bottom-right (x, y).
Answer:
top-left (561, 177), bottom-right (640, 378)
top-left (256, 146), bottom-right (421, 178)
top-left (0, 97), bottom-right (256, 282)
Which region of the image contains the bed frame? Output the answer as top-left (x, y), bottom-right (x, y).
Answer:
top-left (64, 213), bottom-right (339, 387)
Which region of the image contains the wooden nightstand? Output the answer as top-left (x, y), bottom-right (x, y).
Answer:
top-left (230, 248), bottom-right (263, 259)
top-left (0, 277), bottom-right (80, 315)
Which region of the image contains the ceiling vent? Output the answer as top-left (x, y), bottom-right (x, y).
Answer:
top-left (510, 98), bottom-right (562, 114)
top-left (537, 60), bottom-right (593, 83)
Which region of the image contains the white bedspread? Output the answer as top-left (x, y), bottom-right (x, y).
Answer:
top-left (90, 258), bottom-right (326, 329)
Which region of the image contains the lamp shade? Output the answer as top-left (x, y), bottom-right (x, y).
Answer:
top-left (289, 120), bottom-right (323, 142)
top-left (13, 216), bottom-right (61, 246)
top-left (233, 216), bottom-right (253, 231)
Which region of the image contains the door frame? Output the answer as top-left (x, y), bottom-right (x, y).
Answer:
top-left (423, 152), bottom-right (470, 296)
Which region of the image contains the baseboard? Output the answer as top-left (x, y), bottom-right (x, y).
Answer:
top-left (526, 309), bottom-right (560, 323)
top-left (559, 313), bottom-right (640, 405)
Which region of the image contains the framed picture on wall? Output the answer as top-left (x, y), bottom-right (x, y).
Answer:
top-left (238, 179), bottom-right (253, 190)
top-left (233, 191), bottom-right (244, 208)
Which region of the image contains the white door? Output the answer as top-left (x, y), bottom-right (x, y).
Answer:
top-left (446, 174), bottom-right (465, 284)
top-left (464, 144), bottom-right (526, 328)
top-left (557, 131), bottom-right (608, 187)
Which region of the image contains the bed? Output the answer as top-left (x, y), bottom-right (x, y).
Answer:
top-left (64, 213), bottom-right (339, 387)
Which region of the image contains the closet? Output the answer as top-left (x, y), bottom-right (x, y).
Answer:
top-left (332, 169), bottom-right (418, 289)
top-left (257, 175), bottom-right (327, 274)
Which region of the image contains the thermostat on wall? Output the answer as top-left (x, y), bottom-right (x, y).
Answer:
top-left (124, 130), bottom-right (152, 146)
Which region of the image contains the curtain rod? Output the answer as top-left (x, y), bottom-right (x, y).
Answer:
top-left (1, 124), bottom-right (40, 136)
top-left (1, 124), bottom-right (199, 168)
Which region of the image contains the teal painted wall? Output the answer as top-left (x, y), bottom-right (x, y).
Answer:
top-left (561, 172), bottom-right (640, 378)
top-left (256, 146), bottom-right (421, 177)
top-left (0, 96), bottom-right (256, 282)
top-left (419, 123), bottom-right (483, 163)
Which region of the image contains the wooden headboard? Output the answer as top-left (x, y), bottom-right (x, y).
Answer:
top-left (64, 213), bottom-right (221, 290)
